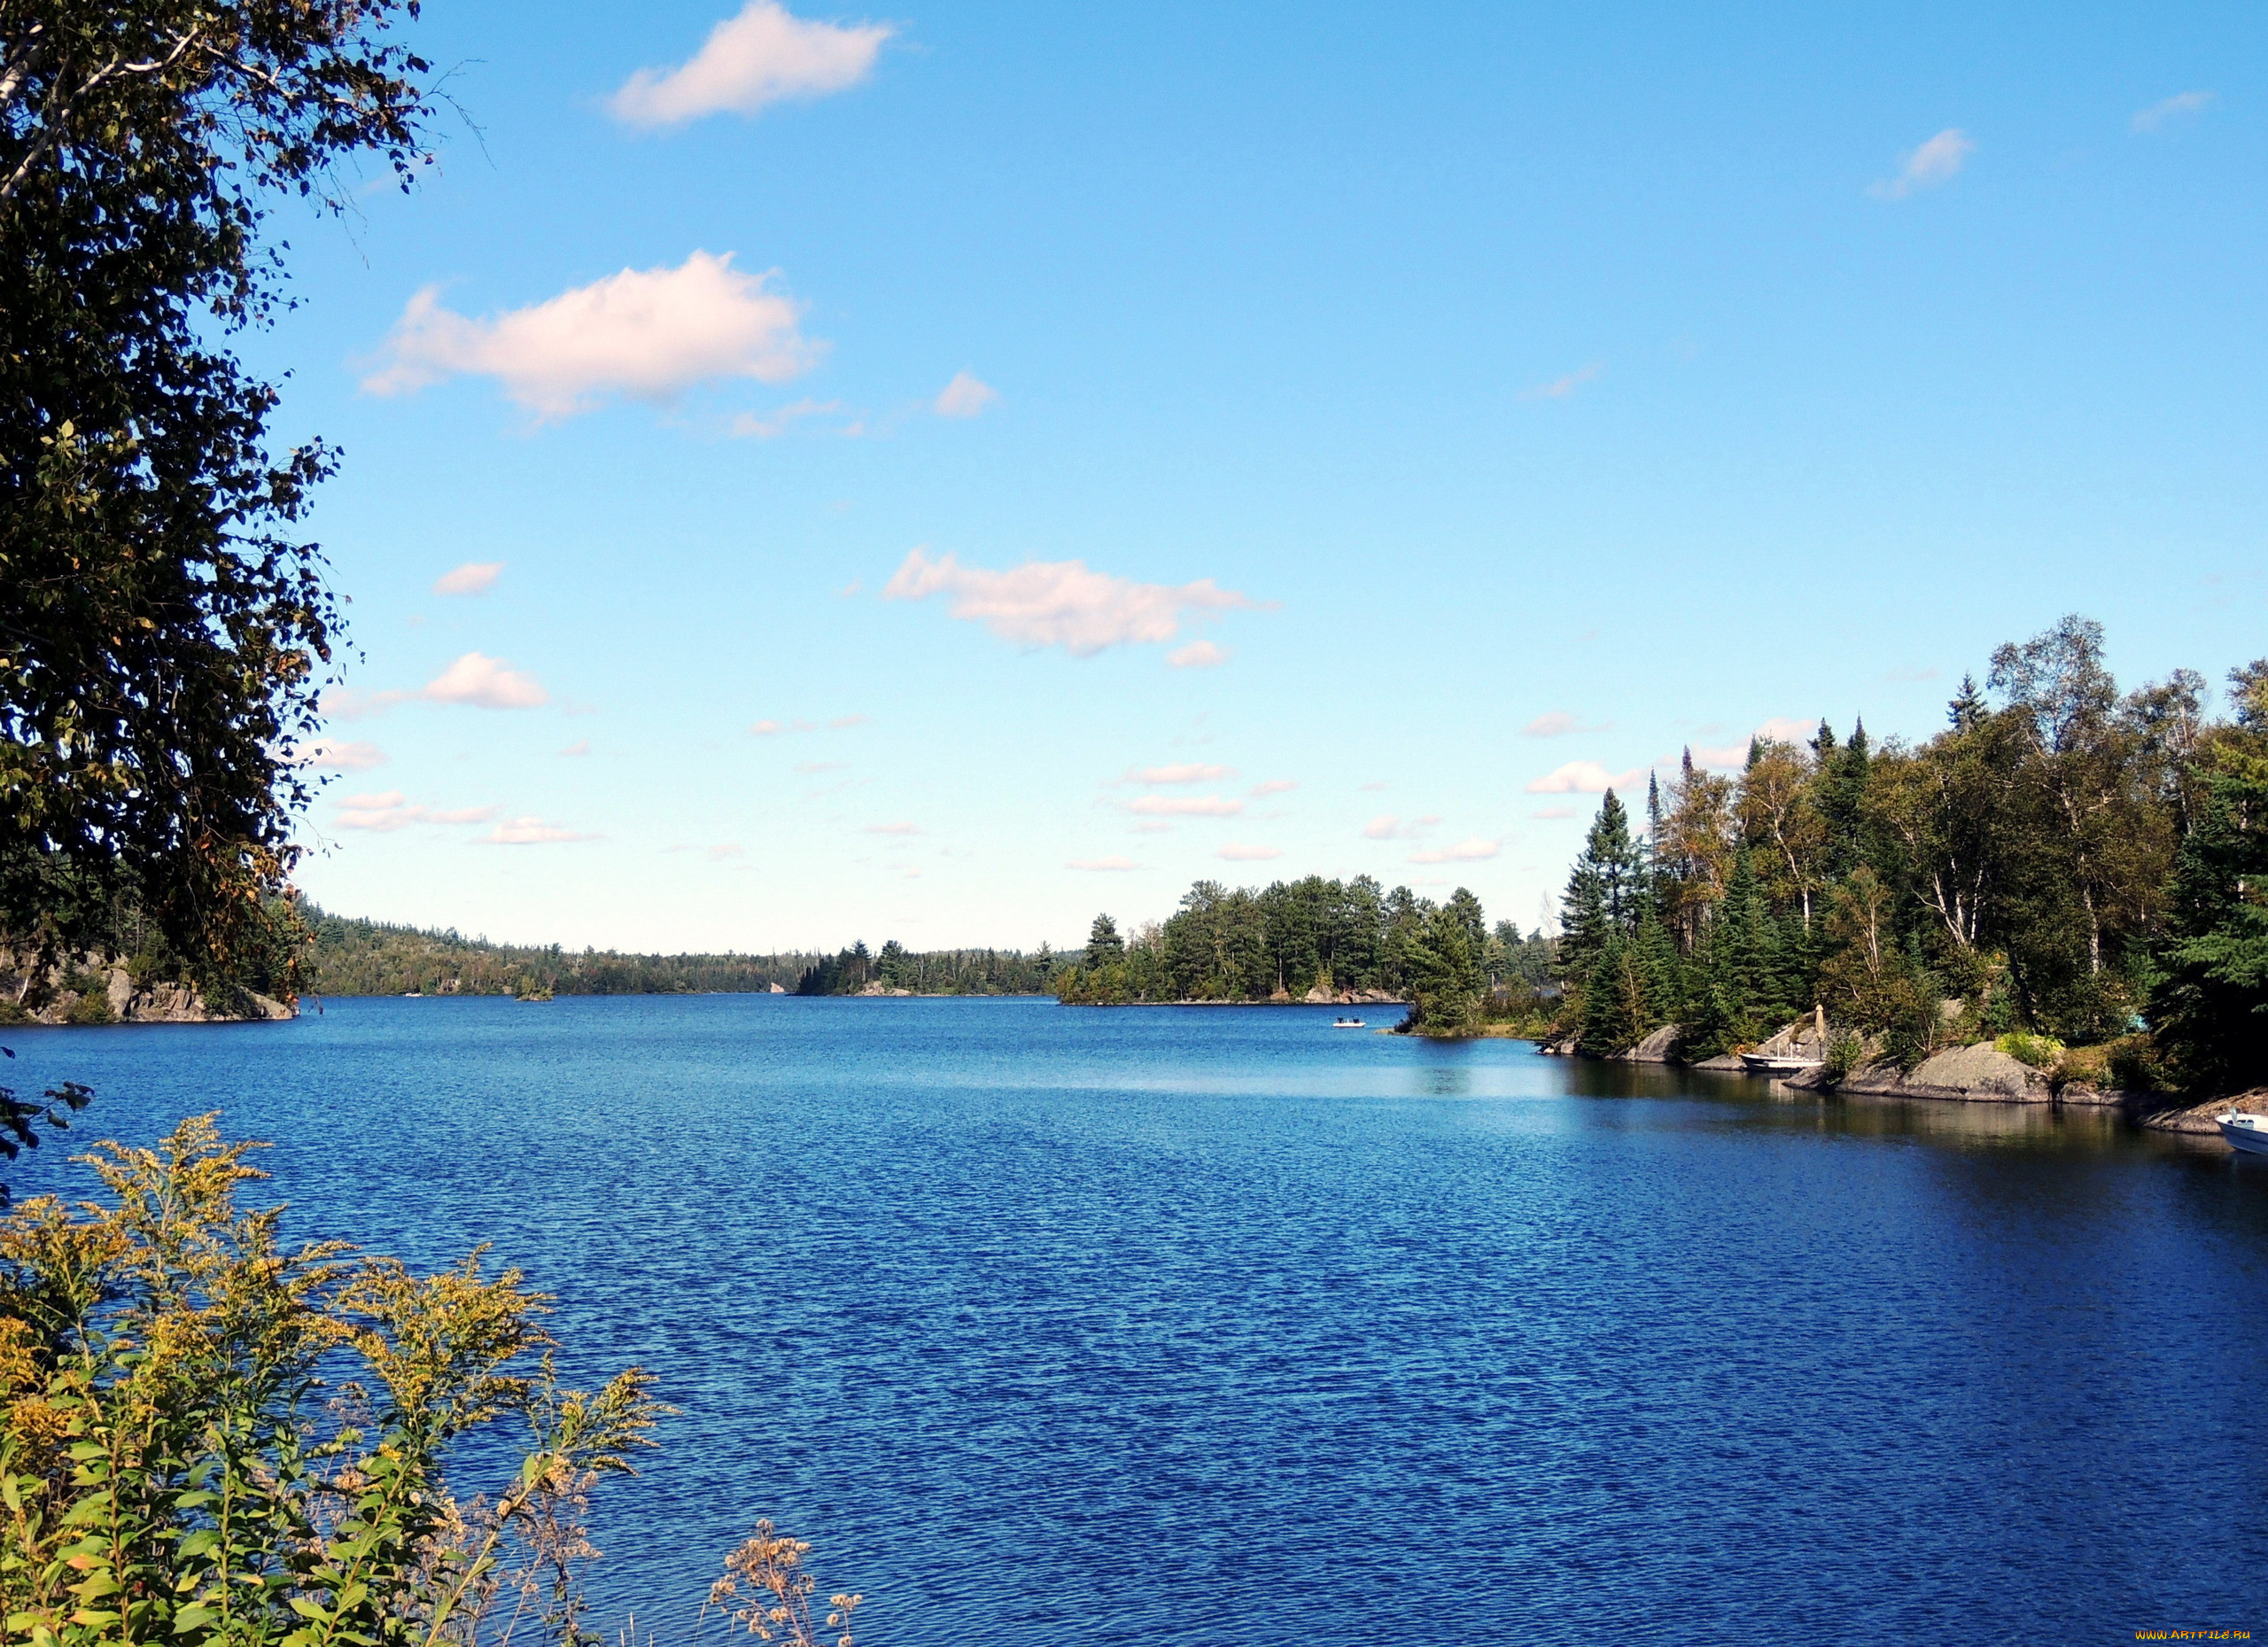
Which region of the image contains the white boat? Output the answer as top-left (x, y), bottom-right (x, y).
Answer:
top-left (2217, 1112), bottom-right (2268, 1155)
top-left (1739, 1051), bottom-right (1823, 1076)
top-left (1332, 1016), bottom-right (1366, 1029)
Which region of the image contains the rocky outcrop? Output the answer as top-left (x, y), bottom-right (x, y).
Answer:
top-left (856, 982), bottom-right (914, 998)
top-left (1613, 1023), bottom-right (1683, 1063)
top-left (1301, 983), bottom-right (1402, 1005)
top-left (2, 956), bottom-right (294, 1026)
top-left (2135, 1088), bottom-right (2268, 1138)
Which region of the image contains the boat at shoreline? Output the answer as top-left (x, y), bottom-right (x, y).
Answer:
top-left (2217, 1112), bottom-right (2268, 1155)
top-left (1740, 1051), bottom-right (1825, 1076)
top-left (1332, 1016), bottom-right (1366, 1029)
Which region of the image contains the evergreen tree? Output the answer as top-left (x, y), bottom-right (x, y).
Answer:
top-left (1578, 931), bottom-right (1641, 1057)
top-left (1559, 789), bottom-right (1645, 983)
top-left (2149, 743), bottom-right (2268, 1091)
top-left (1086, 913), bottom-right (1125, 967)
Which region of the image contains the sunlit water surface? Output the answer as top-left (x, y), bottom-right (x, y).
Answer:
top-left (8, 996), bottom-right (2264, 1644)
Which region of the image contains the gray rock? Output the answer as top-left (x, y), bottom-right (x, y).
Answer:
top-left (1615, 1023), bottom-right (1683, 1063)
top-left (1902, 1043), bottom-right (2053, 1102)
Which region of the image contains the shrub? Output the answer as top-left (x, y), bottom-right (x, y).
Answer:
top-left (1996, 1031), bottom-right (2065, 1069)
top-left (64, 987), bottom-right (114, 1026)
top-left (1821, 1028), bottom-right (1867, 1084)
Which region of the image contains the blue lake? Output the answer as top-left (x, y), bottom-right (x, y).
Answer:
top-left (5, 995), bottom-right (2264, 1643)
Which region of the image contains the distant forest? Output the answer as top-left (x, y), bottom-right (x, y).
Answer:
top-left (1052, 876), bottom-right (1552, 1032)
top-left (302, 908), bottom-right (1060, 998)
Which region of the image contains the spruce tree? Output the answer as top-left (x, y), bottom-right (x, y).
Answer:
top-left (1559, 789), bottom-right (1645, 983)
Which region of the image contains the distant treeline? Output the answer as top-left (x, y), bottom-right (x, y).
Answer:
top-left (792, 940), bottom-right (1062, 997)
top-left (302, 908), bottom-right (1057, 998)
top-left (1053, 875), bottom-right (1552, 1032)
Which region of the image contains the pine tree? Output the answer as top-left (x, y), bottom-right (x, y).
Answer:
top-left (1578, 931), bottom-right (1642, 1056)
top-left (1559, 789), bottom-right (1645, 983)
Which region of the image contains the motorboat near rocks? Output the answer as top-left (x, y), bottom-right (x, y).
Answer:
top-left (2218, 1111), bottom-right (2268, 1156)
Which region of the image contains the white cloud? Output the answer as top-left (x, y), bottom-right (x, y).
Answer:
top-left (1531, 806), bottom-right (1577, 820)
top-left (423, 652), bottom-right (548, 710)
top-left (1122, 763), bottom-right (1231, 786)
top-left (882, 547), bottom-right (1264, 656)
top-left (1130, 821), bottom-right (1173, 835)
top-left (2132, 90), bottom-right (2214, 133)
top-left (1691, 743), bottom-right (1751, 768)
top-left (828, 713), bottom-right (867, 729)
top-left (933, 370), bottom-right (998, 418)
top-left (1217, 843), bottom-right (1282, 861)
top-left (1248, 779), bottom-right (1297, 797)
top-left (1411, 838), bottom-right (1500, 864)
top-left (750, 719), bottom-right (786, 736)
top-left (433, 561), bottom-right (503, 596)
top-left (482, 815), bottom-right (598, 846)
top-left (288, 739), bottom-right (385, 772)
top-left (1068, 856), bottom-right (1141, 871)
top-left (321, 688), bottom-right (408, 720)
top-left (336, 790), bottom-right (498, 832)
top-left (730, 397), bottom-right (843, 439)
top-left (1526, 760), bottom-right (1647, 794)
top-left (863, 821), bottom-right (919, 835)
top-left (1167, 641), bottom-right (1230, 668)
top-left (560, 739), bottom-right (593, 757)
top-left (1361, 813), bottom-right (1439, 840)
top-left (1519, 363), bottom-right (1602, 401)
top-left (1126, 795), bottom-right (1242, 817)
top-left (1523, 711), bottom-right (1608, 738)
top-left (1754, 716), bottom-right (1817, 743)
top-left (610, 1), bottom-right (892, 128)
top-left (363, 252), bottom-right (819, 420)
top-left (1870, 128), bottom-right (1974, 200)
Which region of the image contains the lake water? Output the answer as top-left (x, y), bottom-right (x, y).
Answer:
top-left (5, 995), bottom-right (2264, 1643)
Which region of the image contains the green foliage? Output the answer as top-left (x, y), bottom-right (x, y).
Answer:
top-left (1397, 905), bottom-right (1485, 1037)
top-left (1546, 618), bottom-right (2264, 1091)
top-left (1057, 875), bottom-right (1508, 1007)
top-left (303, 906), bottom-right (1057, 998)
top-left (1995, 1031), bottom-right (2065, 1070)
top-left (0, 0), bottom-right (434, 990)
top-left (2148, 725), bottom-right (2268, 1093)
top-left (0, 1115), bottom-right (671, 1644)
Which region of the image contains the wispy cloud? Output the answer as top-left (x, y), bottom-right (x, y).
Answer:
top-left (1130, 821), bottom-right (1173, 835)
top-left (1519, 363), bottom-right (1603, 401)
top-left (559, 739), bottom-right (592, 757)
top-left (432, 561), bottom-right (503, 596)
top-left (794, 760), bottom-right (846, 774)
top-left (287, 739), bottom-right (385, 772)
top-left (1885, 664), bottom-right (1940, 685)
top-left (708, 843), bottom-right (745, 860)
top-left (1126, 795), bottom-right (1242, 817)
top-left (933, 370), bottom-right (998, 418)
top-left (481, 815), bottom-right (599, 846)
top-left (1531, 806), bottom-right (1577, 820)
top-left (1121, 763), bottom-right (1231, 786)
top-left (883, 548), bottom-right (1266, 657)
top-left (1870, 128), bottom-right (1974, 200)
top-left (1248, 779), bottom-right (1297, 797)
top-left (1217, 843), bottom-right (1282, 861)
top-left (1358, 781), bottom-right (1386, 792)
top-left (1411, 837), bottom-right (1499, 863)
top-left (1068, 856), bottom-right (1141, 871)
top-left (827, 714), bottom-right (867, 729)
top-left (1166, 640), bottom-right (1230, 668)
top-left (610, 1), bottom-right (892, 128)
top-left (1753, 716), bottom-right (1817, 743)
top-left (335, 790), bottom-right (498, 833)
top-left (1526, 760), bottom-right (1647, 794)
top-left (423, 652), bottom-right (548, 710)
top-left (1522, 711), bottom-right (1608, 738)
top-left (363, 252), bottom-right (819, 421)
top-left (730, 397), bottom-right (844, 439)
top-left (862, 821), bottom-right (919, 835)
top-left (1361, 813), bottom-right (1439, 840)
top-left (2132, 90), bottom-right (2214, 133)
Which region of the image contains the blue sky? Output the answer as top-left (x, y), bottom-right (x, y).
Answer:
top-left (273, 0), bottom-right (2267, 952)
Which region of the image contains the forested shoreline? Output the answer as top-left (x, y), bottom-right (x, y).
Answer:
top-left (301, 906), bottom-right (1060, 998)
top-left (1053, 618), bottom-right (2268, 1095)
top-left (1550, 618), bottom-right (2264, 1093)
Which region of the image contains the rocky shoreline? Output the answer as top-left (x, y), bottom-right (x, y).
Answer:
top-left (1537, 1016), bottom-right (2264, 1147)
top-left (3, 955), bottom-right (295, 1026)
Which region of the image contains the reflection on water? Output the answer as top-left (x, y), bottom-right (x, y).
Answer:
top-left (4, 996), bottom-right (2264, 1643)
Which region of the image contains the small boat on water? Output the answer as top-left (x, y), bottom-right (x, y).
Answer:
top-left (1739, 1051), bottom-right (1823, 1076)
top-left (2218, 1112), bottom-right (2268, 1155)
top-left (1332, 1016), bottom-right (1366, 1029)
